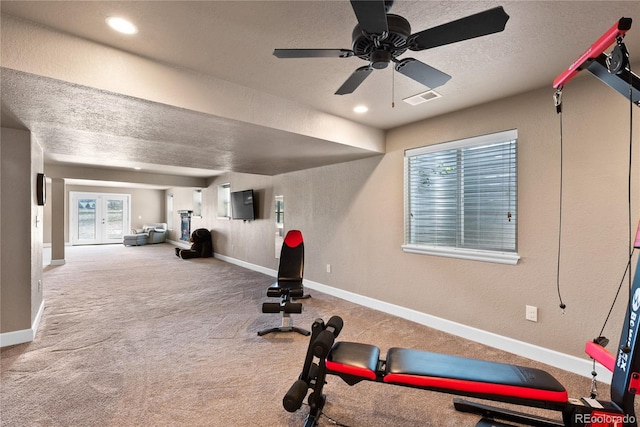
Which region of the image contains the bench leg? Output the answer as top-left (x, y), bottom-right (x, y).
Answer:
top-left (257, 312), bottom-right (310, 336)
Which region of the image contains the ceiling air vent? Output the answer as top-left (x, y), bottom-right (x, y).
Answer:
top-left (403, 90), bottom-right (442, 106)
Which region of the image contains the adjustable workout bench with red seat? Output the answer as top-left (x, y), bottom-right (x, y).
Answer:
top-left (258, 230), bottom-right (310, 336)
top-left (282, 225), bottom-right (640, 426)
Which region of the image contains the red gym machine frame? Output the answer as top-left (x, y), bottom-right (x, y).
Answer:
top-left (553, 18), bottom-right (632, 89)
top-left (553, 17), bottom-right (639, 106)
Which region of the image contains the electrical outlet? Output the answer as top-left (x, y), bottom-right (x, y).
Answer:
top-left (326, 264), bottom-right (331, 273)
top-left (525, 305), bottom-right (538, 322)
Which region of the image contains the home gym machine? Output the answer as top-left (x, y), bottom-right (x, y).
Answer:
top-left (283, 224), bottom-right (640, 426)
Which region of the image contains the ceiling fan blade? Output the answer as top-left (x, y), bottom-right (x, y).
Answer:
top-left (273, 49), bottom-right (354, 58)
top-left (350, 0), bottom-right (388, 36)
top-left (408, 6), bottom-right (509, 51)
top-left (335, 66), bottom-right (373, 95)
top-left (395, 58), bottom-right (451, 89)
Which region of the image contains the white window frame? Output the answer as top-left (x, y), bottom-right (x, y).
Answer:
top-left (166, 193), bottom-right (174, 230)
top-left (217, 183), bottom-right (231, 219)
top-left (402, 129), bottom-right (520, 265)
top-left (193, 189), bottom-right (202, 218)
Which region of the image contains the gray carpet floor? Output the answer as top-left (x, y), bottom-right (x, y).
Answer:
top-left (0, 243), bottom-right (623, 426)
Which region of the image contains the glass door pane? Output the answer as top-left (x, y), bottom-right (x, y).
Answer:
top-left (106, 198), bottom-right (124, 240)
top-left (77, 198), bottom-right (97, 240)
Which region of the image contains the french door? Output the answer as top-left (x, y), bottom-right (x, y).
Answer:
top-left (70, 192), bottom-right (130, 245)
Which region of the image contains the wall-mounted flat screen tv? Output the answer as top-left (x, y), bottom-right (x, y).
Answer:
top-left (231, 189), bottom-right (255, 220)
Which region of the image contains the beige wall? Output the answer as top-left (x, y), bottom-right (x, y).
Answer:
top-left (380, 77), bottom-right (638, 356)
top-left (190, 76), bottom-right (639, 358)
top-left (1, 128), bottom-right (44, 335)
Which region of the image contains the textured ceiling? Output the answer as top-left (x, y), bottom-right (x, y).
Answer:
top-left (1, 68), bottom-right (379, 176)
top-left (1, 1), bottom-right (640, 179)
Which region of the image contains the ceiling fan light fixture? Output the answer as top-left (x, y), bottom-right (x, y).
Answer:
top-left (403, 90), bottom-right (441, 106)
top-left (353, 105), bottom-right (369, 113)
top-left (370, 50), bottom-right (391, 69)
top-left (106, 17), bottom-right (138, 35)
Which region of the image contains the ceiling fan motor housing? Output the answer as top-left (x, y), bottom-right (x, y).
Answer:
top-left (370, 50), bottom-right (391, 69)
top-left (352, 14), bottom-right (411, 65)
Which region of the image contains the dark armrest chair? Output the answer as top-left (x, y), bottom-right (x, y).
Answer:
top-left (258, 230), bottom-right (310, 336)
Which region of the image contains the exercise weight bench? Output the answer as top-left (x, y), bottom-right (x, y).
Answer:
top-left (283, 220), bottom-right (640, 426)
top-left (258, 230), bottom-right (310, 336)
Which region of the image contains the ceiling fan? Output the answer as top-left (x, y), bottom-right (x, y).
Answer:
top-left (273, 0), bottom-right (509, 95)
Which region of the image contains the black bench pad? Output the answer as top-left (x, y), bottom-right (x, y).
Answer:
top-left (326, 342), bottom-right (380, 380)
top-left (326, 342), bottom-right (568, 404)
top-left (267, 281), bottom-right (304, 298)
top-left (385, 348), bottom-right (567, 403)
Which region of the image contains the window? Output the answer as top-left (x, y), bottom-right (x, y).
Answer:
top-left (193, 189), bottom-right (202, 217)
top-left (403, 129), bottom-right (520, 265)
top-left (217, 183), bottom-right (231, 219)
top-left (166, 193), bottom-right (174, 230)
top-left (275, 195), bottom-right (284, 237)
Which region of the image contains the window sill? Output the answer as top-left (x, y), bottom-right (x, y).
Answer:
top-left (401, 244), bottom-right (520, 265)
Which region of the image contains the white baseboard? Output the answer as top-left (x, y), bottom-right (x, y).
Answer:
top-left (50, 259), bottom-right (66, 265)
top-left (0, 299), bottom-right (45, 348)
top-left (218, 254), bottom-right (610, 383)
top-left (43, 242), bottom-right (73, 248)
top-left (304, 278), bottom-right (610, 383)
top-left (168, 239), bottom-right (191, 249)
top-left (214, 253), bottom-right (277, 278)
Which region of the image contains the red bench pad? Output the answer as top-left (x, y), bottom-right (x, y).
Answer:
top-left (384, 347), bottom-right (568, 403)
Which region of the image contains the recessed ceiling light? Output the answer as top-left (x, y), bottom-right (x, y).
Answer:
top-left (133, 167), bottom-right (142, 170)
top-left (106, 17), bottom-right (138, 35)
top-left (353, 105), bottom-right (368, 113)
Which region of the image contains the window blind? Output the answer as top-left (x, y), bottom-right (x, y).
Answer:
top-left (404, 129), bottom-right (518, 262)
